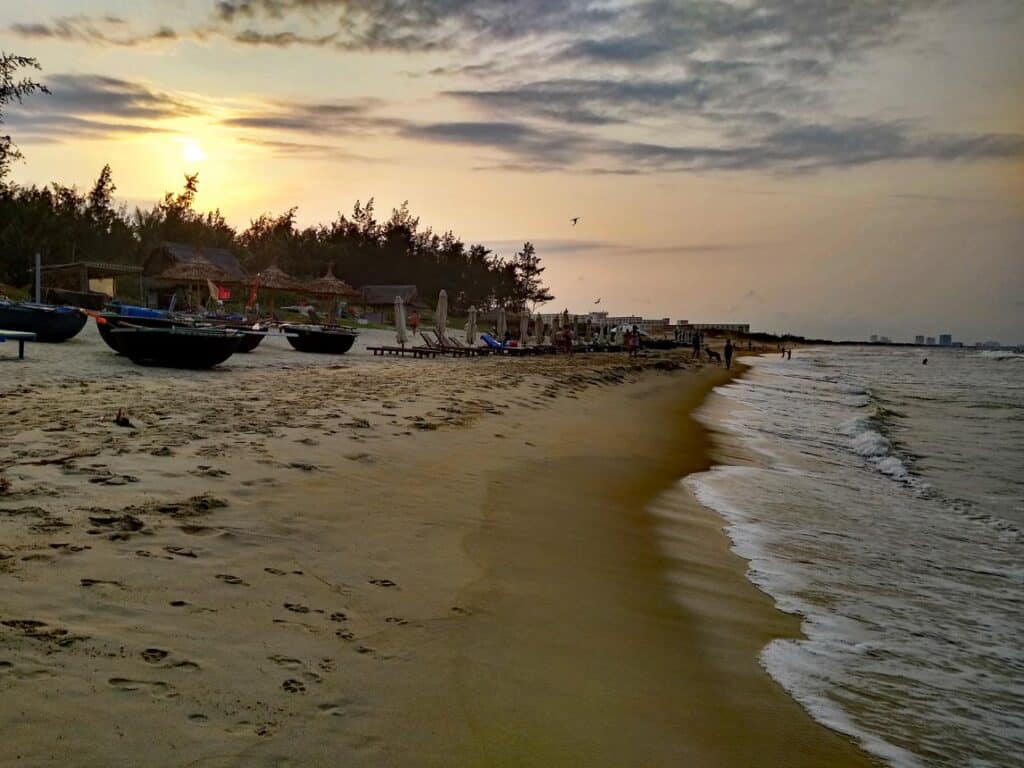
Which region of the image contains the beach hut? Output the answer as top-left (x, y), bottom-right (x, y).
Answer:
top-left (143, 242), bottom-right (248, 309)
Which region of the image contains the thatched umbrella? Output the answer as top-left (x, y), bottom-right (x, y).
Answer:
top-left (436, 289), bottom-right (448, 338)
top-left (395, 295), bottom-right (409, 347)
top-left (158, 259), bottom-right (234, 311)
top-left (254, 264), bottom-right (300, 314)
top-left (306, 264), bottom-right (356, 298)
top-left (496, 307), bottom-right (507, 340)
top-left (465, 306), bottom-right (478, 346)
top-left (519, 312), bottom-right (529, 346)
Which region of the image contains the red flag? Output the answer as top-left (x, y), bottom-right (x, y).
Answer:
top-left (246, 277), bottom-right (260, 309)
top-left (218, 285), bottom-right (231, 300)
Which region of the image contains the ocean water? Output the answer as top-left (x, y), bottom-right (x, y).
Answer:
top-left (674, 346), bottom-right (1023, 767)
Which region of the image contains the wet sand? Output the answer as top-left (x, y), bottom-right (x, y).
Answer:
top-left (0, 325), bottom-right (875, 766)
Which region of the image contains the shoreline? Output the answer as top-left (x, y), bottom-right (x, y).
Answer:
top-left (1, 332), bottom-right (875, 766)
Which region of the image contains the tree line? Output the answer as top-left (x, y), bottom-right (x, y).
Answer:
top-left (0, 54), bottom-right (553, 313)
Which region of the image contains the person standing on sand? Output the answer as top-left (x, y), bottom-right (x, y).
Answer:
top-left (724, 339), bottom-right (733, 369)
top-left (409, 309), bottom-right (419, 336)
top-left (692, 332), bottom-right (701, 360)
top-left (787, 348), bottom-right (792, 360)
top-left (629, 325), bottom-right (641, 358)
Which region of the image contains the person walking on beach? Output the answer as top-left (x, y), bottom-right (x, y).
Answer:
top-left (787, 348), bottom-right (792, 360)
top-left (692, 332), bottom-right (701, 360)
top-left (409, 309), bottom-right (420, 336)
top-left (629, 325), bottom-right (641, 358)
top-left (724, 339), bottom-right (733, 369)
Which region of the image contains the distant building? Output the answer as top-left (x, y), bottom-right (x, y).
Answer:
top-left (880, 336), bottom-right (892, 344)
top-left (870, 334), bottom-right (878, 343)
top-left (926, 337), bottom-right (936, 345)
top-left (939, 334), bottom-right (953, 347)
top-left (915, 335), bottom-right (925, 345)
top-left (683, 322), bottom-right (750, 334)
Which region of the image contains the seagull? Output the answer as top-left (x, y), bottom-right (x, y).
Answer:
top-left (570, 217), bottom-right (580, 226)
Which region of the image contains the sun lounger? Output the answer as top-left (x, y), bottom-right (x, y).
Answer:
top-left (420, 331), bottom-right (478, 357)
top-left (479, 333), bottom-right (534, 356)
top-left (0, 329), bottom-right (36, 359)
top-left (367, 345), bottom-right (439, 358)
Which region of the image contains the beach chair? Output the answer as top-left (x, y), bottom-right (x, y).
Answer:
top-left (479, 333), bottom-right (532, 356)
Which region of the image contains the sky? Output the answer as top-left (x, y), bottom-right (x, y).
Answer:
top-left (2, 0), bottom-right (1023, 343)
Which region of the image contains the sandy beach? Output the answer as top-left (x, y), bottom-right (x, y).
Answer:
top-left (0, 325), bottom-right (876, 767)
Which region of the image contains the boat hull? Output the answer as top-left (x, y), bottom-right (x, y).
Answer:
top-left (0, 302), bottom-right (87, 342)
top-left (282, 324), bottom-right (358, 354)
top-left (111, 327), bottom-right (243, 369)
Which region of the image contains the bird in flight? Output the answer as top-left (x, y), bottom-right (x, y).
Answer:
top-left (594, 297), bottom-right (601, 304)
top-left (570, 217), bottom-right (580, 226)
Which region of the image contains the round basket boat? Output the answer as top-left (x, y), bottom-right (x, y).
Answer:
top-left (281, 324), bottom-right (359, 355)
top-left (110, 326), bottom-right (243, 369)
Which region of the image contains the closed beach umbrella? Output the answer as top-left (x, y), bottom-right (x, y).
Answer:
top-left (465, 306), bottom-right (478, 345)
top-left (534, 313), bottom-right (544, 345)
top-left (395, 295), bottom-right (408, 346)
top-left (436, 289), bottom-right (448, 338)
top-left (519, 312), bottom-right (530, 346)
top-left (497, 307), bottom-right (507, 340)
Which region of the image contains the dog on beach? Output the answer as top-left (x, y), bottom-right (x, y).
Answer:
top-left (705, 348), bottom-right (722, 364)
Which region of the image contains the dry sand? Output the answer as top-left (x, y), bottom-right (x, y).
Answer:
top-left (0, 325), bottom-right (876, 766)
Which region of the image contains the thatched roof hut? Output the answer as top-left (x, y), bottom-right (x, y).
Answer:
top-left (305, 265), bottom-right (357, 298)
top-left (143, 242), bottom-right (248, 285)
top-left (255, 264), bottom-right (301, 292)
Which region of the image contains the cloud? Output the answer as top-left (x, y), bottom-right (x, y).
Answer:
top-left (5, 73), bottom-right (199, 143)
top-left (9, 16), bottom-right (178, 47)
top-left (236, 136), bottom-right (379, 162)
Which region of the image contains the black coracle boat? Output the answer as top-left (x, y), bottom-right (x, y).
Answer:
top-left (0, 300), bottom-right (88, 342)
top-left (97, 305), bottom-right (266, 354)
top-left (110, 326), bottom-right (243, 368)
top-left (282, 324), bottom-right (359, 354)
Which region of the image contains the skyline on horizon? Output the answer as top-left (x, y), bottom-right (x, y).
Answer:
top-left (2, 0), bottom-right (1022, 342)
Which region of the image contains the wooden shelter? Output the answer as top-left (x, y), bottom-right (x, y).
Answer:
top-left (142, 242), bottom-right (249, 308)
top-left (37, 261), bottom-right (143, 309)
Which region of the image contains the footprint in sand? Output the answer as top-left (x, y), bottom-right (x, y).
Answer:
top-left (169, 600), bottom-right (190, 607)
top-left (164, 546), bottom-right (197, 558)
top-left (283, 602), bottom-right (310, 614)
top-left (268, 655), bottom-right (303, 670)
top-left (335, 630), bottom-right (355, 641)
top-left (329, 612), bottom-right (347, 623)
top-left (108, 678), bottom-right (177, 699)
top-left (263, 567), bottom-right (286, 575)
top-left (281, 679), bottom-right (306, 694)
top-left (140, 648), bottom-right (169, 664)
top-left (215, 574), bottom-right (248, 586)
top-left (187, 713), bottom-right (209, 726)
top-left (368, 578), bottom-right (396, 588)
top-left (80, 578), bottom-right (123, 588)
top-left (384, 617), bottom-right (408, 626)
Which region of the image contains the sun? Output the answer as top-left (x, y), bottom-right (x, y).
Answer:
top-left (182, 138), bottom-right (207, 165)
